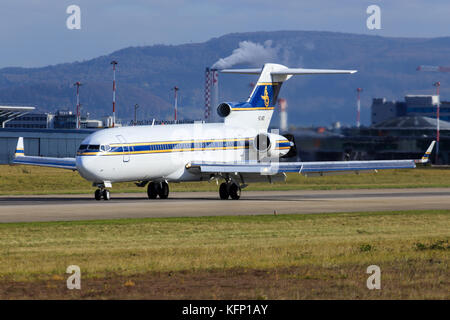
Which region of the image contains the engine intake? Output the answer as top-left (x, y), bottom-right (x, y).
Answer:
top-left (254, 133), bottom-right (271, 152)
top-left (217, 103), bottom-right (232, 118)
top-left (252, 132), bottom-right (291, 159)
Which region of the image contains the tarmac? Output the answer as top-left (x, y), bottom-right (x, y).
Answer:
top-left (0, 188), bottom-right (449, 223)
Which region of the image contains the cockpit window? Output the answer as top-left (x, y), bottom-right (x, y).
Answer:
top-left (100, 144), bottom-right (111, 152)
top-left (88, 145), bottom-right (100, 151)
top-left (78, 144), bottom-right (88, 150)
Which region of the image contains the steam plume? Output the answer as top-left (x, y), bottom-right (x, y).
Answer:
top-left (212, 40), bottom-right (277, 69)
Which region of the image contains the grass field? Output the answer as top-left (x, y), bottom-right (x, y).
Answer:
top-left (0, 210), bottom-right (448, 299)
top-left (2, 165), bottom-right (450, 195)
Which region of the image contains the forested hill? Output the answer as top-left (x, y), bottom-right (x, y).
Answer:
top-left (1, 30), bottom-right (449, 126)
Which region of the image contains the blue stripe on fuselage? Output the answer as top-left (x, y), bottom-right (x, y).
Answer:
top-left (77, 138), bottom-right (252, 156)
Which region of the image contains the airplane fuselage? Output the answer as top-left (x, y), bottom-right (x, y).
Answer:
top-left (76, 123), bottom-right (290, 184)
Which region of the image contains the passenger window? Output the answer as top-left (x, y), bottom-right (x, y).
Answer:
top-left (78, 144), bottom-right (88, 150)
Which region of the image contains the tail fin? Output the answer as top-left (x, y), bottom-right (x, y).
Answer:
top-left (220, 63), bottom-right (356, 131)
top-left (15, 137), bottom-right (24, 157)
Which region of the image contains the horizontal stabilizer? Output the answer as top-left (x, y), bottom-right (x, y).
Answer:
top-left (271, 68), bottom-right (357, 75)
top-left (220, 67), bottom-right (357, 76)
top-left (220, 68), bottom-right (262, 74)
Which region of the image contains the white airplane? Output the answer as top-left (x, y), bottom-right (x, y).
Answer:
top-left (12, 63), bottom-right (435, 200)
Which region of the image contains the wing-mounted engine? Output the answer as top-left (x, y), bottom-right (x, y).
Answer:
top-left (252, 132), bottom-right (292, 160)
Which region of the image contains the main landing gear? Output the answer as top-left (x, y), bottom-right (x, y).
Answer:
top-left (147, 181), bottom-right (169, 199)
top-left (219, 182), bottom-right (241, 200)
top-left (94, 188), bottom-right (110, 201)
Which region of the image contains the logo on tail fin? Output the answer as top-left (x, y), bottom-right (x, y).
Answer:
top-left (261, 86), bottom-right (270, 107)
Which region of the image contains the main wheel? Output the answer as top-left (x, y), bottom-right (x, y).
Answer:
top-left (219, 183), bottom-right (229, 200)
top-left (102, 189), bottom-right (110, 200)
top-left (147, 182), bottom-right (157, 199)
top-left (157, 182), bottom-right (169, 199)
top-left (94, 189), bottom-right (102, 201)
top-left (229, 183), bottom-right (241, 200)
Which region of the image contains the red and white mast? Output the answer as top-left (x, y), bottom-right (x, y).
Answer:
top-left (74, 81), bottom-right (82, 129)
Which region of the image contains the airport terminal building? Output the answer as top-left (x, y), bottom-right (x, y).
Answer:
top-left (371, 95), bottom-right (450, 125)
top-left (0, 106), bottom-right (96, 164)
top-left (292, 116), bottom-right (449, 164)
top-left (0, 128), bottom-right (94, 164)
top-left (289, 94), bottom-right (450, 164)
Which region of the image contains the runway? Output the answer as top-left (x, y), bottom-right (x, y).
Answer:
top-left (0, 188), bottom-right (449, 223)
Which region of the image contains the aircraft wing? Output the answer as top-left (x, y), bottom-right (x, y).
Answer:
top-left (11, 137), bottom-right (77, 170)
top-left (187, 141), bottom-right (435, 177)
top-left (186, 159), bottom-right (416, 176)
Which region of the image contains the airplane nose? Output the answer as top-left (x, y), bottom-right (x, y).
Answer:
top-left (76, 155), bottom-right (100, 181)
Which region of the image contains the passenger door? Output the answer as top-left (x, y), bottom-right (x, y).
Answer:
top-left (116, 135), bottom-right (130, 162)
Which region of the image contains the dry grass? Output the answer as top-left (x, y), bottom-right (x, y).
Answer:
top-left (0, 210), bottom-right (448, 299)
top-left (2, 165), bottom-right (450, 195)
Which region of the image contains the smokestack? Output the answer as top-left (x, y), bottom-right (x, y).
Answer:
top-left (204, 68), bottom-right (219, 122)
top-left (211, 69), bottom-right (219, 123)
top-left (278, 98), bottom-right (288, 132)
top-left (204, 68), bottom-right (211, 121)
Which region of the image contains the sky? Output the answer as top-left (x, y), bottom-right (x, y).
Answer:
top-left (1, 0), bottom-right (449, 68)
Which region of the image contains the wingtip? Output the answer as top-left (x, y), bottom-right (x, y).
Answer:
top-left (418, 141), bottom-right (436, 163)
top-left (15, 137), bottom-right (24, 157)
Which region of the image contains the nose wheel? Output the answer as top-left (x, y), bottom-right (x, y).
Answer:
top-left (219, 182), bottom-right (241, 200)
top-left (94, 188), bottom-right (110, 201)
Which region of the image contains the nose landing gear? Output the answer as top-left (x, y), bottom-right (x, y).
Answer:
top-left (94, 188), bottom-right (110, 201)
top-left (219, 182), bottom-right (241, 200)
top-left (94, 182), bottom-right (111, 201)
